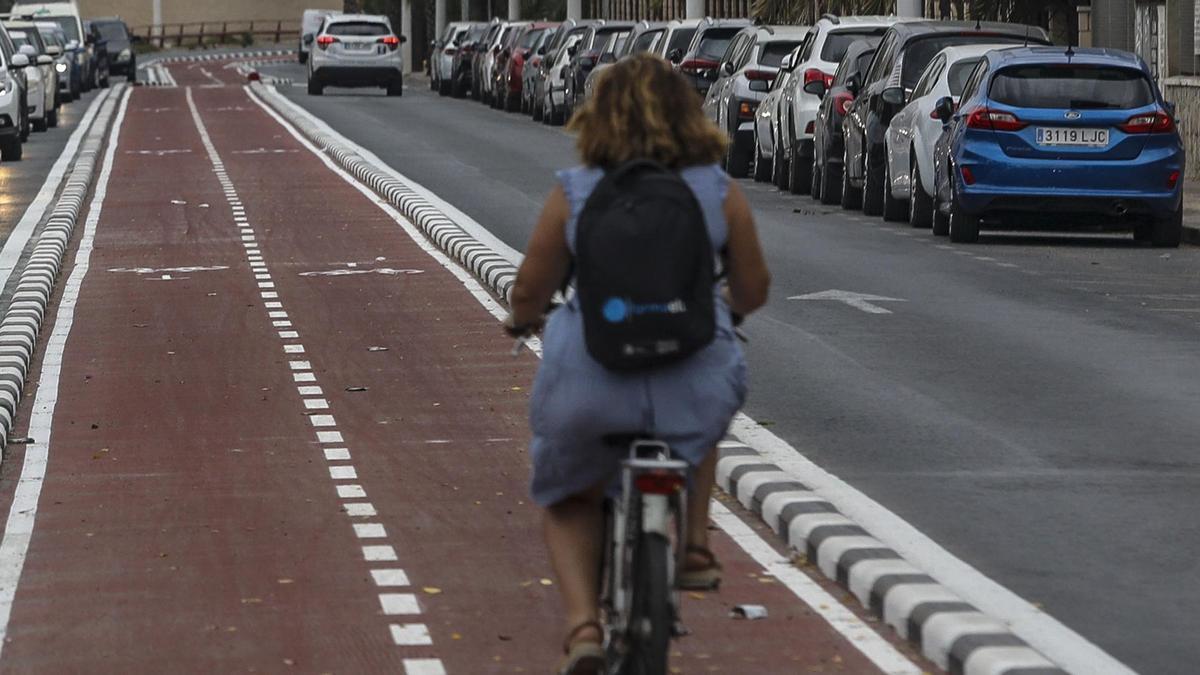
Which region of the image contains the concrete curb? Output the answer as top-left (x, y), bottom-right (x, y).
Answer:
top-left (0, 86), bottom-right (125, 452)
top-left (251, 83), bottom-right (1072, 675)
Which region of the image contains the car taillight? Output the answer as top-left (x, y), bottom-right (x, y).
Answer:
top-left (1168, 170), bottom-right (1180, 189)
top-left (634, 472), bottom-right (685, 495)
top-left (834, 92), bottom-right (854, 116)
top-left (961, 165), bottom-right (976, 185)
top-left (805, 121), bottom-right (814, 134)
top-left (803, 68), bottom-right (834, 89)
top-left (1119, 110), bottom-right (1174, 134)
top-left (444, 47), bottom-right (457, 55)
top-left (965, 107), bottom-right (1027, 132)
top-left (680, 58), bottom-right (717, 73)
top-left (745, 69), bottom-right (774, 81)
top-left (316, 35), bottom-right (337, 50)
top-left (378, 35), bottom-right (400, 50)
top-left (738, 101), bottom-right (757, 120)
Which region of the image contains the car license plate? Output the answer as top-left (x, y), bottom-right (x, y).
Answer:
top-left (1035, 127), bottom-right (1109, 147)
top-left (345, 42), bottom-right (372, 52)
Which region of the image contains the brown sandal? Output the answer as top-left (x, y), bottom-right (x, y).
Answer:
top-left (678, 545), bottom-right (723, 591)
top-left (557, 620), bottom-right (605, 675)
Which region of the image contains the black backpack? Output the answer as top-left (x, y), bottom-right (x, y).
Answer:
top-left (572, 160), bottom-right (717, 371)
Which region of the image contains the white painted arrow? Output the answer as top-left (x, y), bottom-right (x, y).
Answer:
top-left (787, 290), bottom-right (907, 314)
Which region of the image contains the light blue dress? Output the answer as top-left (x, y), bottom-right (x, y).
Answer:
top-left (529, 163), bottom-right (748, 507)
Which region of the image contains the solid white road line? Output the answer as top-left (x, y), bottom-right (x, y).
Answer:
top-left (0, 87), bottom-right (132, 660)
top-left (246, 84), bottom-right (922, 674)
top-left (730, 415), bottom-right (1135, 674)
top-left (0, 90), bottom-right (110, 294)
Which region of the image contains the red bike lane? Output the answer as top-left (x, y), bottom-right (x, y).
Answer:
top-left (0, 82), bottom-right (928, 674)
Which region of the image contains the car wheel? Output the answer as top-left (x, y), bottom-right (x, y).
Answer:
top-left (752, 142), bottom-right (770, 183)
top-left (386, 79), bottom-right (403, 96)
top-left (819, 156), bottom-right (841, 206)
top-left (532, 95), bottom-right (543, 121)
top-left (771, 143), bottom-right (789, 190)
top-left (861, 148), bottom-right (885, 216)
top-left (787, 142), bottom-right (810, 195)
top-left (439, 79), bottom-right (450, 96)
top-left (1150, 206), bottom-right (1183, 248)
top-left (47, 107), bottom-right (58, 129)
top-left (948, 183), bottom-right (981, 243)
top-left (101, 73), bottom-right (110, 88)
top-left (909, 161), bottom-right (933, 228)
top-left (840, 146), bottom-right (862, 210)
top-left (882, 160), bottom-right (907, 222)
top-left (810, 157), bottom-right (822, 200)
top-left (128, 70), bottom-right (137, 84)
top-left (307, 78), bottom-right (323, 96)
top-left (0, 135), bottom-right (21, 161)
top-left (725, 133), bottom-right (751, 179)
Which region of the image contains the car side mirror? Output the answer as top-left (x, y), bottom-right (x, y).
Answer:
top-left (846, 73), bottom-right (861, 96)
top-left (10, 54), bottom-right (29, 69)
top-left (881, 86), bottom-right (906, 106)
top-left (303, 33), bottom-right (315, 45)
top-left (599, 52), bottom-right (616, 65)
top-left (131, 34), bottom-right (144, 44)
top-left (399, 36), bottom-right (407, 44)
top-left (804, 79), bottom-right (826, 97)
top-left (722, 61), bottom-right (734, 76)
top-left (537, 46), bottom-right (546, 56)
top-left (567, 44), bottom-right (577, 57)
top-left (66, 40), bottom-right (80, 51)
top-left (668, 48), bottom-right (682, 64)
top-left (46, 45), bottom-right (63, 57)
top-left (18, 45), bottom-right (36, 58)
top-left (934, 96), bottom-right (956, 123)
top-left (37, 55), bottom-right (52, 66)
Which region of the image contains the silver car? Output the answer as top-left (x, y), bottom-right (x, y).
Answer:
top-left (307, 14), bottom-right (405, 97)
top-left (432, 21), bottom-right (474, 96)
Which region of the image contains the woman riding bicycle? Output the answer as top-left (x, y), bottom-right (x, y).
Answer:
top-left (506, 53), bottom-right (770, 675)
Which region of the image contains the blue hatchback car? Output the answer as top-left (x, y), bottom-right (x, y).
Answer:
top-left (932, 46), bottom-right (1184, 246)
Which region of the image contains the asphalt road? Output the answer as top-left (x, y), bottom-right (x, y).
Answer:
top-left (0, 89), bottom-right (101, 249)
top-left (267, 62), bottom-right (1200, 673)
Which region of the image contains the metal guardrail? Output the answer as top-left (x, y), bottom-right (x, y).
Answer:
top-left (132, 20), bottom-right (300, 49)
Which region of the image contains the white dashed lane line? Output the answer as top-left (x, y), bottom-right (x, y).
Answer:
top-left (184, 86), bottom-right (443, 671)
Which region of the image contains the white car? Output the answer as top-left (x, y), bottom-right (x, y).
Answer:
top-left (36, 22), bottom-right (73, 102)
top-left (8, 24), bottom-right (57, 130)
top-left (480, 21), bottom-right (518, 106)
top-left (883, 44), bottom-right (1012, 225)
top-left (307, 14), bottom-right (405, 97)
top-left (541, 31), bottom-right (582, 126)
top-left (752, 44), bottom-right (801, 185)
top-left (10, 1), bottom-right (89, 92)
top-left (780, 15), bottom-right (909, 194)
top-left (0, 31), bottom-right (29, 160)
top-left (432, 21), bottom-right (472, 96)
top-left (299, 9), bottom-right (337, 64)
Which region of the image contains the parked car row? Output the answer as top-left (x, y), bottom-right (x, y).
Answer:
top-left (0, 2), bottom-right (125, 161)
top-left (431, 13), bottom-right (1184, 248)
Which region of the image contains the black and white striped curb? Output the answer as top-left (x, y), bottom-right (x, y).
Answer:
top-left (140, 64), bottom-right (178, 88)
top-left (251, 82), bottom-right (1071, 675)
top-left (252, 84), bottom-right (520, 303)
top-left (717, 443), bottom-right (1067, 675)
top-left (0, 87), bottom-right (124, 451)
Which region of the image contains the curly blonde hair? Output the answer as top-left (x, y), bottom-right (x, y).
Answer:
top-left (567, 53), bottom-right (728, 169)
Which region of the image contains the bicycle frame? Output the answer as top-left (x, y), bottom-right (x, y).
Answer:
top-left (601, 439), bottom-right (688, 674)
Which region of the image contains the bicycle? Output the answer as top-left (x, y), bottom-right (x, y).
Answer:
top-left (598, 436), bottom-right (690, 675)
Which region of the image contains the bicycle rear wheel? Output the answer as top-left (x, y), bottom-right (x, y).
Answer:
top-left (623, 532), bottom-right (672, 675)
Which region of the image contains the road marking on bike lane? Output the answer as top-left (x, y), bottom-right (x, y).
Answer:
top-left (0, 86), bottom-right (130, 661)
top-left (245, 84), bottom-right (920, 675)
top-left (185, 87), bottom-right (441, 670)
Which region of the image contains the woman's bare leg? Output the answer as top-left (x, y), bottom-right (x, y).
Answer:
top-left (543, 486), bottom-right (606, 645)
top-left (686, 448), bottom-right (718, 560)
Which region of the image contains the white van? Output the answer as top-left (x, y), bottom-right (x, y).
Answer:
top-left (299, 9), bottom-right (337, 64)
top-left (9, 1), bottom-right (90, 92)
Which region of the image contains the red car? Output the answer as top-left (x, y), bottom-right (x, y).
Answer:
top-left (498, 22), bottom-right (558, 113)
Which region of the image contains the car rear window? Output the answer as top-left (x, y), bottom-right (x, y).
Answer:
top-left (902, 34), bottom-right (1026, 88)
top-left (666, 28), bottom-right (696, 55)
top-left (696, 28), bottom-right (740, 60)
top-left (948, 58), bottom-right (982, 96)
top-left (758, 40), bottom-right (802, 67)
top-left (989, 65), bottom-right (1155, 110)
top-left (821, 29), bottom-right (886, 62)
top-left (327, 22), bottom-right (390, 37)
top-left (833, 48), bottom-right (876, 85)
top-left (95, 21), bottom-right (128, 41)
